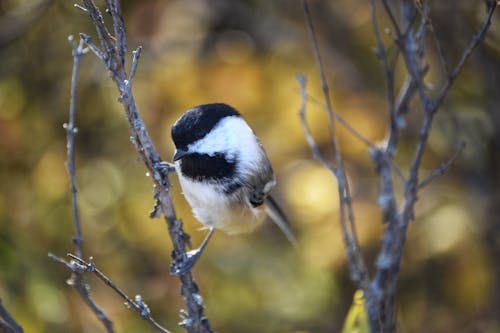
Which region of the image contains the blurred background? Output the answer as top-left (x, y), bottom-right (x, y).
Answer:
top-left (1, 0), bottom-right (499, 332)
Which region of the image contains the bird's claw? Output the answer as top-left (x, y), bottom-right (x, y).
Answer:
top-left (169, 228), bottom-right (215, 276)
top-left (169, 249), bottom-right (203, 276)
top-left (154, 161), bottom-right (176, 175)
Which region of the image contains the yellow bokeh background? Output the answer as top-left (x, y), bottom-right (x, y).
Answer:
top-left (0, 1), bottom-right (499, 333)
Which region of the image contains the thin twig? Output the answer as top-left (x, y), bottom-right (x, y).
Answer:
top-left (418, 142), bottom-right (466, 189)
top-left (49, 253), bottom-right (171, 333)
top-left (434, 2), bottom-right (498, 112)
top-left (298, 77), bottom-right (337, 168)
top-left (129, 46), bottom-right (142, 84)
top-left (302, 2), bottom-right (375, 321)
top-left (304, 92), bottom-right (407, 185)
top-left (394, 75), bottom-right (418, 116)
top-left (303, 0), bottom-right (339, 159)
top-left (81, 1), bottom-right (116, 71)
top-left (405, 2), bottom-right (498, 222)
top-left (303, 6), bottom-right (366, 282)
top-left (304, 0), bottom-right (354, 255)
top-left (68, 254), bottom-right (171, 333)
top-left (369, 0), bottom-right (398, 155)
top-left (79, 33), bottom-right (106, 61)
top-left (65, 35), bottom-right (87, 259)
top-left (298, 72), bottom-right (379, 332)
top-left (74, 4), bottom-right (89, 14)
top-left (302, 1), bottom-right (371, 290)
top-left (61, 34), bottom-right (115, 333)
top-left (418, 5), bottom-right (450, 76)
top-left (303, 92), bottom-right (376, 149)
top-left (381, 0), bottom-right (401, 38)
top-left (104, 0), bottom-right (126, 67)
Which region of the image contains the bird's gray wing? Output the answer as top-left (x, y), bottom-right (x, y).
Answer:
top-left (244, 170), bottom-right (298, 246)
top-left (244, 151), bottom-right (297, 246)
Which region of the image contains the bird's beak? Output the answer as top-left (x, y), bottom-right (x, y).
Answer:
top-left (173, 149), bottom-right (189, 161)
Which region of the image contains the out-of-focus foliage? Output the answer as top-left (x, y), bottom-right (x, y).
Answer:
top-left (0, 0), bottom-right (499, 332)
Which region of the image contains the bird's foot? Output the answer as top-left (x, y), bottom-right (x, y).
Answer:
top-left (154, 161), bottom-right (176, 175)
top-left (169, 228), bottom-right (215, 276)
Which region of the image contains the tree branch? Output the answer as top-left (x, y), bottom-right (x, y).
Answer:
top-left (369, 0), bottom-right (397, 155)
top-left (418, 142), bottom-right (466, 189)
top-left (301, 1), bottom-right (498, 333)
top-left (49, 253), bottom-right (171, 333)
top-left (65, 35), bottom-right (87, 259)
top-left (76, 1), bottom-right (214, 332)
top-left (434, 1), bottom-right (498, 111)
top-left (58, 34), bottom-right (115, 333)
top-left (374, 2), bottom-right (498, 332)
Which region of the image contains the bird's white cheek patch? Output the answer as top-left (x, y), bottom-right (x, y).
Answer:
top-left (187, 116), bottom-right (262, 163)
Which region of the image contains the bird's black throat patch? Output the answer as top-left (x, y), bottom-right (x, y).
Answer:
top-left (179, 152), bottom-right (236, 182)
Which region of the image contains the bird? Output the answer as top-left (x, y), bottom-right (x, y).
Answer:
top-left (170, 103), bottom-right (296, 274)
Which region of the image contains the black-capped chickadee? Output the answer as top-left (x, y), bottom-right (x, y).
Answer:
top-left (170, 103), bottom-right (296, 274)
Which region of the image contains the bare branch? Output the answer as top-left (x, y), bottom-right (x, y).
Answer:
top-left (297, 76), bottom-right (334, 169)
top-left (376, 3), bottom-right (497, 332)
top-left (305, 92), bottom-right (407, 187)
top-left (59, 34), bottom-right (115, 333)
top-left (70, 254), bottom-right (171, 333)
top-left (369, 0), bottom-right (398, 154)
top-left (79, 33), bottom-right (106, 61)
top-left (298, 72), bottom-right (379, 329)
top-left (434, 2), bottom-right (498, 111)
top-left (302, 0), bottom-right (339, 160)
top-left (418, 5), bottom-right (450, 76)
top-left (301, 1), bottom-right (498, 333)
top-left (104, 0), bottom-right (126, 66)
top-left (75, 1), bottom-right (215, 331)
top-left (394, 75), bottom-right (418, 116)
top-left (129, 46), bottom-right (142, 84)
top-left (81, 0), bottom-right (117, 71)
top-left (371, 149), bottom-right (400, 226)
top-left (65, 35), bottom-right (86, 259)
top-left (304, 92), bottom-right (376, 150)
top-left (50, 253), bottom-right (171, 333)
top-left (418, 142), bottom-right (466, 189)
top-left (51, 256), bottom-right (114, 333)
top-left (381, 0), bottom-right (401, 38)
top-left (404, 2), bottom-right (497, 223)
top-left (74, 4), bottom-right (89, 14)
top-left (302, 7), bottom-right (374, 303)
top-left (302, 1), bottom-right (360, 262)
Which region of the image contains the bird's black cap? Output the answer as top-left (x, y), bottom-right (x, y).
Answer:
top-left (171, 103), bottom-right (241, 149)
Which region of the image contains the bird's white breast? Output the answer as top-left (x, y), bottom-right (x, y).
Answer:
top-left (175, 165), bottom-right (266, 234)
